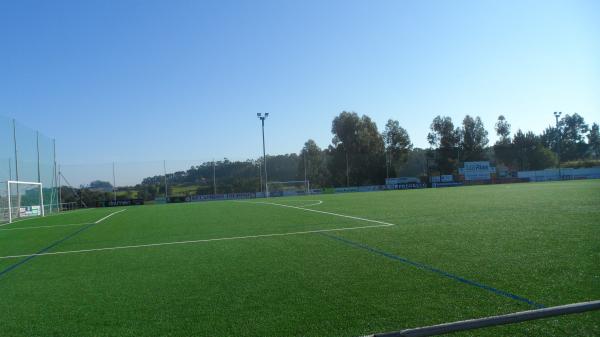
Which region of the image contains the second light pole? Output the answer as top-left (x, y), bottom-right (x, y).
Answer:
top-left (257, 113), bottom-right (269, 197)
top-left (554, 111), bottom-right (562, 179)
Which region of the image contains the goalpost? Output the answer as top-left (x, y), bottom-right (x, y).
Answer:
top-left (266, 180), bottom-right (310, 196)
top-left (1, 181), bottom-right (45, 224)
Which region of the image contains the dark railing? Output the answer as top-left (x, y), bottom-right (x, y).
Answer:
top-left (362, 300), bottom-right (600, 337)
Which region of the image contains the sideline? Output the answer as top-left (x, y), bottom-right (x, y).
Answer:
top-left (0, 223), bottom-right (90, 231)
top-left (0, 221), bottom-right (391, 260)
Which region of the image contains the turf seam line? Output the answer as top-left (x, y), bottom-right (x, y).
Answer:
top-left (319, 232), bottom-right (545, 309)
top-left (0, 209), bottom-right (126, 279)
top-left (0, 222), bottom-right (392, 260)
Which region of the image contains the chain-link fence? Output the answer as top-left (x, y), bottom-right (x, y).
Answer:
top-left (58, 156), bottom-right (308, 206)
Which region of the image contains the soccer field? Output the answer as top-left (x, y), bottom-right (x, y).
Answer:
top-left (0, 180), bottom-right (598, 337)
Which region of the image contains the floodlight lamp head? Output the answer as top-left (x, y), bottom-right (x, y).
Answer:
top-left (265, 113), bottom-right (269, 117)
top-left (257, 113), bottom-right (261, 117)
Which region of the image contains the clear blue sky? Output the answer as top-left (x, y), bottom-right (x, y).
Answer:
top-left (1, 0), bottom-right (599, 165)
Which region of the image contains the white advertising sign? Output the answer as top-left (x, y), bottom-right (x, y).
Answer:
top-left (386, 177), bottom-right (420, 184)
top-left (462, 161), bottom-right (495, 181)
top-left (19, 205), bottom-right (41, 217)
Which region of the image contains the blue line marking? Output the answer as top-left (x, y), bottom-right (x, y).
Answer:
top-left (0, 222), bottom-right (98, 279)
top-left (319, 232), bottom-right (545, 308)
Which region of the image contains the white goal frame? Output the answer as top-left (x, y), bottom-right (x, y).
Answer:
top-left (6, 180), bottom-right (45, 223)
top-left (267, 180), bottom-right (310, 194)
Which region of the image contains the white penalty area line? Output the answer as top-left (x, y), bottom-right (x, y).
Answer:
top-left (0, 209), bottom-right (127, 232)
top-left (240, 200), bottom-right (396, 227)
top-left (0, 222), bottom-right (390, 260)
top-left (299, 200), bottom-right (323, 207)
top-left (0, 205), bottom-right (393, 260)
top-left (94, 209), bottom-right (127, 223)
top-left (264, 199), bottom-right (324, 207)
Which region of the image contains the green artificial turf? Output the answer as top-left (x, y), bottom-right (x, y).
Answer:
top-left (0, 180), bottom-right (598, 336)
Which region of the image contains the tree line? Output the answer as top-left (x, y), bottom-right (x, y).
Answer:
top-left (301, 111), bottom-right (598, 184)
top-left (62, 111), bottom-right (599, 205)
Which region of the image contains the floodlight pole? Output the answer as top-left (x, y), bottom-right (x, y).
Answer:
top-left (258, 160), bottom-right (263, 193)
top-left (213, 159), bottom-right (217, 195)
top-left (554, 112), bottom-right (562, 179)
top-left (112, 162), bottom-right (117, 205)
top-left (257, 113), bottom-right (269, 197)
top-left (303, 152), bottom-right (308, 194)
top-left (163, 160), bottom-right (168, 202)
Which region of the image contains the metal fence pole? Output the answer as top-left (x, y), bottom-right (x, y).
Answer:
top-left (39, 181), bottom-right (45, 217)
top-left (52, 139), bottom-right (57, 213)
top-left (36, 130), bottom-right (41, 183)
top-left (12, 119), bottom-right (19, 210)
top-left (163, 160), bottom-right (168, 201)
top-left (213, 159), bottom-right (216, 195)
top-left (12, 119), bottom-right (18, 182)
top-left (7, 181), bottom-right (11, 223)
top-left (112, 162), bottom-right (117, 204)
top-left (58, 164), bottom-right (62, 210)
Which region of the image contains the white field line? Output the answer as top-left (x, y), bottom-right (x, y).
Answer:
top-left (0, 223), bottom-right (91, 231)
top-left (300, 200), bottom-right (323, 207)
top-left (270, 199), bottom-right (323, 207)
top-left (0, 222), bottom-right (392, 260)
top-left (94, 209), bottom-right (127, 223)
top-left (0, 204), bottom-right (393, 260)
top-left (241, 200), bottom-right (396, 227)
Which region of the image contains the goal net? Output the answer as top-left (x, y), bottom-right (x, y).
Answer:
top-left (0, 181), bottom-right (45, 224)
top-left (267, 180), bottom-right (309, 197)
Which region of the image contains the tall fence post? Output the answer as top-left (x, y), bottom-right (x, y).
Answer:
top-left (52, 139), bottom-right (57, 213)
top-left (213, 159), bottom-right (217, 195)
top-left (36, 130), bottom-right (41, 183)
top-left (12, 119), bottom-right (20, 210)
top-left (112, 162), bottom-right (117, 204)
top-left (58, 164), bottom-right (62, 211)
top-left (163, 160), bottom-right (168, 201)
